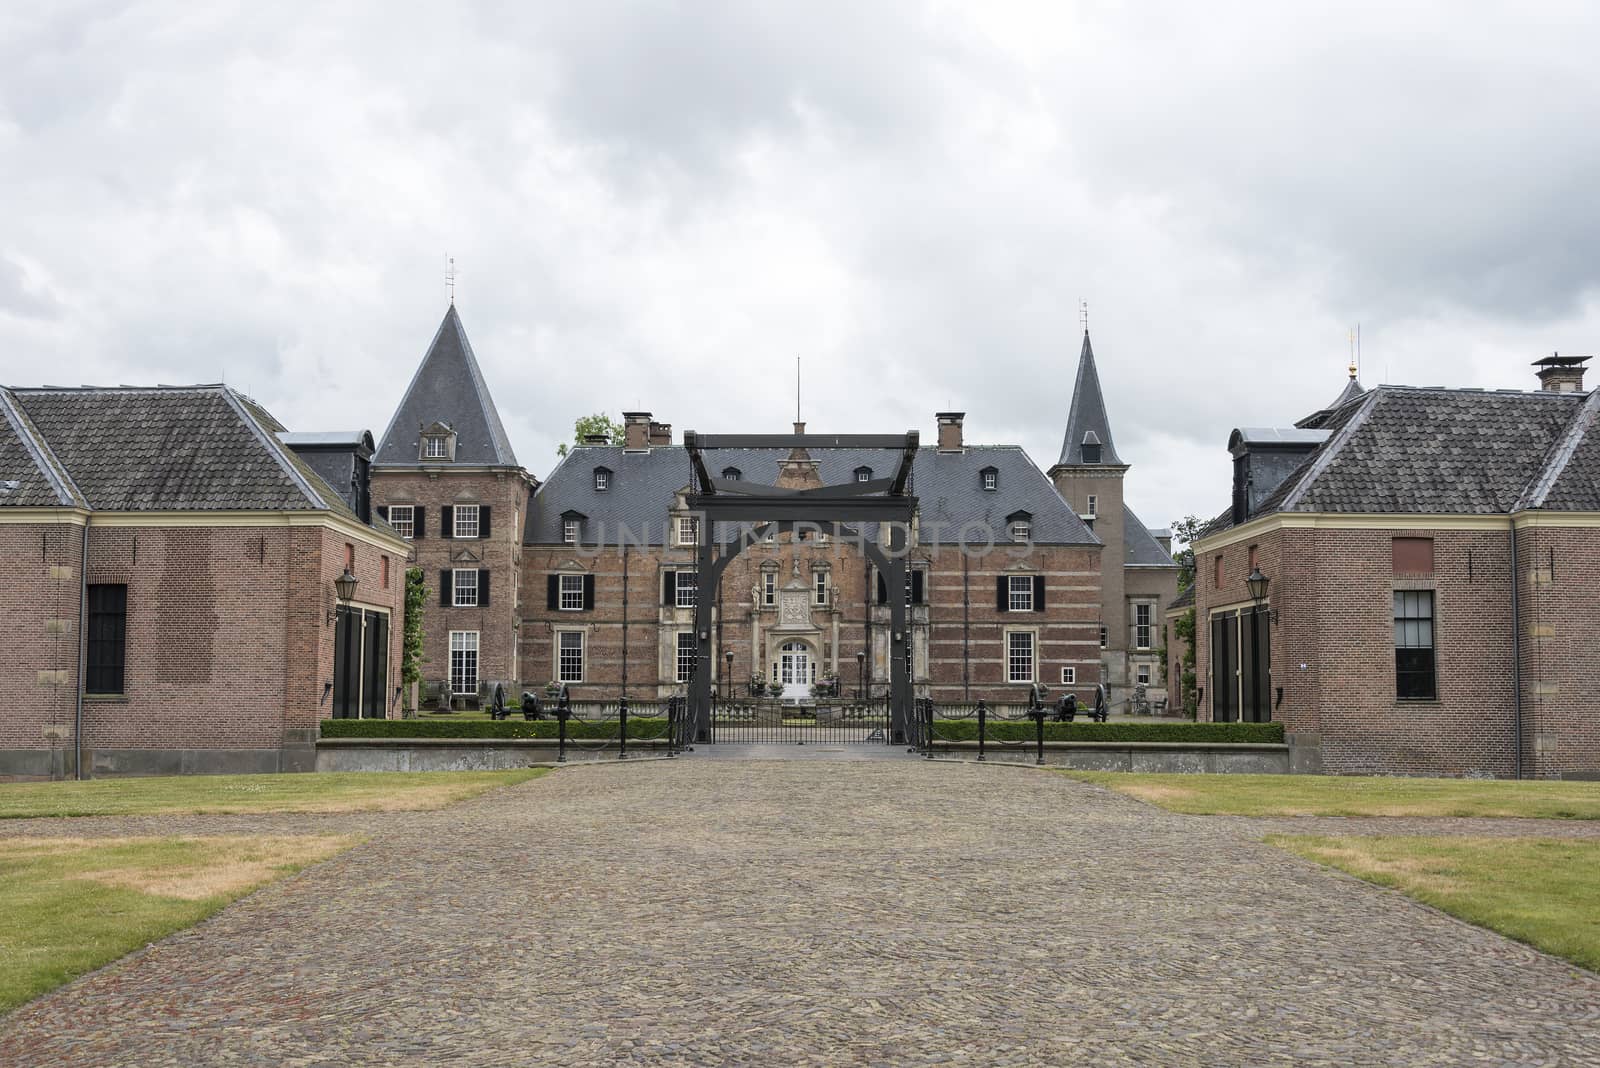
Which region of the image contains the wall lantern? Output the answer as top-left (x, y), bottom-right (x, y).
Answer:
top-left (1245, 566), bottom-right (1269, 604)
top-left (328, 569), bottom-right (359, 624)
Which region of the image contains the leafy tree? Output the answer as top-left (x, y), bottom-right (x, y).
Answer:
top-left (1166, 514), bottom-right (1204, 717)
top-left (402, 567), bottom-right (427, 707)
top-left (556, 413), bottom-right (626, 457)
top-left (1169, 513), bottom-right (1204, 589)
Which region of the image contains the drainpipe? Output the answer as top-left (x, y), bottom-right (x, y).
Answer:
top-left (1509, 518), bottom-right (1523, 780)
top-left (75, 520), bottom-right (89, 780)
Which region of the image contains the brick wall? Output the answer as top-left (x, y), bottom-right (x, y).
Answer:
top-left (0, 521), bottom-right (87, 769)
top-left (1515, 522), bottom-right (1600, 779)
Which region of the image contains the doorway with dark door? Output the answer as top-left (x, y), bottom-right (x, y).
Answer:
top-left (1209, 605), bottom-right (1271, 723)
top-left (332, 606), bottom-right (391, 718)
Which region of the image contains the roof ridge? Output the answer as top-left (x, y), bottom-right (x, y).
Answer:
top-left (221, 387), bottom-right (329, 510)
top-left (0, 388), bottom-right (84, 507)
top-left (1515, 388), bottom-right (1600, 511)
top-left (448, 309), bottom-right (519, 467)
top-left (1277, 386), bottom-right (1383, 513)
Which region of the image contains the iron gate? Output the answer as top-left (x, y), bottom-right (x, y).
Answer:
top-left (708, 696), bottom-right (891, 745)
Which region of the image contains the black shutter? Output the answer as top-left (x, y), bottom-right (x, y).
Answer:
top-left (876, 573), bottom-right (887, 604)
top-left (441, 505), bottom-right (453, 538)
top-left (376, 505), bottom-right (388, 521)
top-left (583, 573), bottom-right (596, 609)
top-left (1034, 575), bottom-right (1046, 611)
top-left (439, 570), bottom-right (452, 606)
top-left (479, 570), bottom-right (491, 607)
top-left (996, 576), bottom-right (1008, 611)
top-left (910, 569), bottom-right (924, 605)
top-left (412, 505), bottom-right (425, 540)
top-left (663, 570), bottom-right (677, 605)
top-left (547, 575), bottom-right (559, 610)
top-left (480, 506), bottom-right (492, 538)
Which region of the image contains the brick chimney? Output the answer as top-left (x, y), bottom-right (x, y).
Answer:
top-left (622, 411), bottom-right (651, 449)
top-left (936, 411), bottom-right (965, 451)
top-left (582, 432), bottom-right (611, 445)
top-left (648, 421), bottom-right (672, 446)
top-left (1533, 354), bottom-right (1589, 393)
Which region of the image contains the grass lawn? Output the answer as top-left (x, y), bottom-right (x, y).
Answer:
top-left (0, 769), bottom-right (546, 820)
top-left (0, 834), bottom-right (355, 1012)
top-left (1067, 772), bottom-right (1600, 819)
top-left (1275, 835), bottom-right (1600, 973)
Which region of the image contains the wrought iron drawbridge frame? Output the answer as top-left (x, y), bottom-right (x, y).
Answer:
top-left (684, 430), bottom-right (920, 744)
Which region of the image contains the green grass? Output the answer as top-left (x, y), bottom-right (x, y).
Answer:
top-left (1068, 772), bottom-right (1600, 819)
top-left (0, 834), bottom-right (356, 1012)
top-left (1274, 835), bottom-right (1600, 972)
top-left (933, 720), bottom-right (1283, 743)
top-left (0, 769), bottom-right (546, 820)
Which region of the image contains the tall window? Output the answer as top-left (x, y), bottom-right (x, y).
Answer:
top-left (1007, 632), bottom-right (1035, 683)
top-left (558, 631), bottom-right (584, 683)
top-left (814, 570), bottom-right (828, 606)
top-left (762, 571), bottom-right (776, 606)
top-left (676, 632), bottom-right (697, 683)
top-left (449, 631), bottom-right (479, 694)
top-left (1008, 575), bottom-right (1034, 612)
top-left (423, 435), bottom-right (449, 459)
top-left (1394, 590), bottom-right (1437, 700)
top-left (676, 516), bottom-right (699, 546)
top-left (452, 568), bottom-right (479, 607)
top-left (563, 519), bottom-right (579, 544)
top-left (387, 504), bottom-right (414, 539)
top-left (86, 584), bottom-right (127, 695)
top-left (454, 504), bottom-right (480, 539)
top-left (380, 556), bottom-right (390, 589)
top-left (1134, 603), bottom-right (1153, 650)
top-left (1137, 664), bottom-right (1151, 685)
top-left (675, 570), bottom-right (698, 609)
top-left (1086, 495), bottom-right (1098, 517)
top-left (559, 574), bottom-right (585, 611)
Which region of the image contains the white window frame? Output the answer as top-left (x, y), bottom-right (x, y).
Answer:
top-left (452, 568), bottom-right (479, 607)
top-left (559, 574), bottom-right (585, 612)
top-left (982, 470), bottom-right (997, 491)
top-left (453, 503), bottom-right (480, 539)
top-left (557, 631), bottom-right (584, 683)
top-left (563, 519), bottom-right (579, 544)
top-left (675, 570), bottom-right (698, 609)
top-left (1086, 494), bottom-right (1098, 517)
top-left (1061, 666), bottom-right (1076, 685)
top-left (1007, 631), bottom-right (1036, 684)
top-left (387, 504), bottom-right (414, 539)
top-left (1134, 603), bottom-right (1154, 650)
top-left (856, 468), bottom-right (872, 483)
top-left (1010, 521), bottom-right (1031, 542)
top-left (594, 470), bottom-right (609, 491)
top-left (449, 630), bottom-right (479, 694)
top-left (1008, 575), bottom-right (1034, 612)
top-left (423, 435), bottom-right (449, 459)
top-left (762, 571), bottom-right (776, 606)
top-left (1137, 664), bottom-right (1152, 685)
top-left (676, 515), bottom-right (700, 546)
top-left (813, 570), bottom-right (828, 606)
top-left (676, 632), bottom-right (697, 683)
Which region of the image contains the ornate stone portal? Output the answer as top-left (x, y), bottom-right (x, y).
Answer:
top-left (768, 574), bottom-right (820, 701)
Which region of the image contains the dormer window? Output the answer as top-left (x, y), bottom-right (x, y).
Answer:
top-left (1007, 510), bottom-right (1033, 542)
top-left (1080, 431), bottom-right (1102, 465)
top-left (855, 466), bottom-right (873, 483)
top-left (980, 466), bottom-right (998, 491)
top-left (561, 510), bottom-right (586, 545)
top-left (721, 467), bottom-right (741, 481)
top-left (594, 467), bottom-right (612, 491)
top-left (423, 436), bottom-right (449, 459)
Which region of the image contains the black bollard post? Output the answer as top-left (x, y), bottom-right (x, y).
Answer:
top-left (618, 695), bottom-right (629, 760)
top-left (924, 698), bottom-right (936, 760)
top-left (666, 696), bottom-right (677, 758)
top-left (976, 699), bottom-right (987, 762)
top-left (556, 686), bottom-right (570, 763)
top-left (1034, 706), bottom-right (1046, 765)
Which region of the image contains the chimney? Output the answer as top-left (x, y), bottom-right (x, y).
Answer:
top-left (582, 432), bottom-right (611, 445)
top-left (648, 421), bottom-right (672, 446)
top-left (1153, 529), bottom-right (1173, 555)
top-left (1533, 353), bottom-right (1589, 393)
top-left (936, 411), bottom-right (965, 451)
top-left (622, 411), bottom-right (651, 450)
top-left (793, 421), bottom-right (806, 435)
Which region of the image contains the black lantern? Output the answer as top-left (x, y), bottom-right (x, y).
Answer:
top-left (724, 650), bottom-right (734, 698)
top-left (856, 649), bottom-right (866, 698)
top-left (1245, 566), bottom-right (1269, 605)
top-left (335, 568), bottom-right (359, 602)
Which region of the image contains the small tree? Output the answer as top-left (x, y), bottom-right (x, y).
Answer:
top-left (556, 413), bottom-right (626, 457)
top-left (402, 567), bottom-right (427, 709)
top-left (1173, 605), bottom-right (1198, 717)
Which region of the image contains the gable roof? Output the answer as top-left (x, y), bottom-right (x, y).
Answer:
top-left (1057, 332), bottom-right (1123, 466)
top-left (0, 388), bottom-right (83, 507)
top-left (526, 444), bottom-right (1100, 547)
top-left (374, 305), bottom-right (520, 469)
top-left (1517, 388), bottom-right (1600, 512)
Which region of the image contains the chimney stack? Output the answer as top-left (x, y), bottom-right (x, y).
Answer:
top-left (648, 421), bottom-right (672, 446)
top-left (622, 411), bottom-right (651, 449)
top-left (582, 432), bottom-right (611, 445)
top-left (936, 411), bottom-right (965, 451)
top-left (1533, 353), bottom-right (1589, 393)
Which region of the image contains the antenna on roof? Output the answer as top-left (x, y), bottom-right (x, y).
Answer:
top-left (445, 255), bottom-right (456, 306)
top-left (796, 355), bottom-right (801, 423)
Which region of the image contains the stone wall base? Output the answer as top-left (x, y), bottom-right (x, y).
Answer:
top-left (930, 741), bottom-right (1293, 774)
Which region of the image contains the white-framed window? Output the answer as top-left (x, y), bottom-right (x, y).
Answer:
top-left (452, 568), bottom-right (479, 607)
top-left (676, 515), bottom-right (699, 546)
top-left (387, 504), bottom-right (414, 539)
top-left (557, 631), bottom-right (584, 682)
top-left (559, 574), bottom-right (585, 611)
top-left (1134, 603), bottom-right (1153, 650)
top-left (454, 504), bottom-right (480, 539)
top-left (594, 470), bottom-right (609, 491)
top-left (1086, 495), bottom-right (1098, 517)
top-left (813, 570), bottom-right (828, 606)
top-left (1008, 575), bottom-right (1034, 612)
top-left (675, 570), bottom-right (698, 609)
top-left (423, 435), bottom-right (449, 459)
top-left (1061, 666), bottom-right (1076, 685)
top-left (563, 519), bottom-right (579, 544)
top-left (762, 571), bottom-right (776, 606)
top-left (1137, 664), bottom-right (1151, 685)
top-left (1007, 631), bottom-right (1035, 683)
top-left (449, 631), bottom-right (479, 694)
top-left (982, 469), bottom-right (997, 491)
top-left (676, 632), bottom-right (697, 683)
top-left (856, 468), bottom-right (872, 483)
top-left (1010, 521), bottom-right (1031, 542)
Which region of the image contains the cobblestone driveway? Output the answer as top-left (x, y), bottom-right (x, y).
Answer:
top-left (2, 761), bottom-right (1597, 1066)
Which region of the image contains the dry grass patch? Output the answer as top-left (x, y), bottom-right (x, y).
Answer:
top-left (1065, 772), bottom-right (1600, 819)
top-left (0, 834), bottom-right (357, 1013)
top-left (1274, 834), bottom-right (1600, 973)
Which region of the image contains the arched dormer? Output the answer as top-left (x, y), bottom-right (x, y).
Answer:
top-left (722, 466), bottom-right (742, 481)
top-left (854, 465), bottom-right (873, 483)
top-left (1006, 509), bottom-right (1033, 542)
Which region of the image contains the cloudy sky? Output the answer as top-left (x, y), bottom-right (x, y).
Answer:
top-left (4, 2), bottom-right (1599, 533)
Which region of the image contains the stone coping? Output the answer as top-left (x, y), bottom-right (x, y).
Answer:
top-left (929, 740), bottom-right (1290, 752)
top-left (316, 736), bottom-right (672, 748)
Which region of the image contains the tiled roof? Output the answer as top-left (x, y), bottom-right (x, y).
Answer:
top-left (1520, 389), bottom-right (1600, 512)
top-left (1296, 376), bottom-right (1367, 429)
top-left (0, 389), bottom-right (82, 507)
top-left (1124, 505), bottom-right (1178, 568)
top-left (374, 305), bottom-right (520, 468)
top-left (1168, 583), bottom-right (1195, 611)
top-left (526, 444), bottom-right (1101, 547)
top-left (1057, 332), bottom-right (1123, 466)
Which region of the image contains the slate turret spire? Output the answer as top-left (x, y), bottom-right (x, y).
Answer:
top-left (1057, 331), bottom-right (1123, 467)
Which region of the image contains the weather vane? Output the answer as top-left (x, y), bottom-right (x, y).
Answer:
top-left (445, 256), bottom-right (456, 306)
top-left (1080, 298), bottom-right (1089, 333)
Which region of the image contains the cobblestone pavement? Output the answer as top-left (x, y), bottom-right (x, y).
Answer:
top-left (2, 761), bottom-right (1598, 1066)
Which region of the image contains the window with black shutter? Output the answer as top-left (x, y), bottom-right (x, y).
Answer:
top-left (86, 584), bottom-right (126, 695)
top-left (583, 573), bottom-right (596, 609)
top-left (440, 505), bottom-right (453, 538)
top-left (662, 570), bottom-right (677, 605)
top-left (480, 506), bottom-right (492, 538)
top-left (995, 576), bottom-right (1008, 611)
top-left (478, 569), bottom-right (491, 607)
top-left (547, 575), bottom-right (559, 610)
top-left (910, 569), bottom-right (924, 605)
top-left (439, 570), bottom-right (453, 606)
top-left (1033, 575), bottom-right (1046, 611)
top-left (412, 505), bottom-right (425, 540)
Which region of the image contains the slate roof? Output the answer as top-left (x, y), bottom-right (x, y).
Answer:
top-left (1201, 384), bottom-right (1596, 536)
top-left (5, 385), bottom-right (369, 519)
top-left (1057, 332), bottom-right (1123, 466)
top-left (375, 305), bottom-right (520, 468)
top-left (527, 444), bottom-right (1100, 547)
top-left (1296, 376), bottom-right (1367, 429)
top-left (1168, 583), bottom-right (1195, 611)
top-left (1124, 504), bottom-right (1178, 568)
top-left (0, 389), bottom-right (82, 506)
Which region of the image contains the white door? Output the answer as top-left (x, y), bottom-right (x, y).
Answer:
top-left (779, 642), bottom-right (812, 702)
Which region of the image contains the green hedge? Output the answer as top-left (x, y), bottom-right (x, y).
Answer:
top-left (928, 720), bottom-right (1284, 744)
top-left (320, 718), bottom-right (673, 741)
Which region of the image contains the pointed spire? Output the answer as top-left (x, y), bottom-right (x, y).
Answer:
top-left (1057, 331), bottom-right (1123, 467)
top-left (374, 305), bottom-right (520, 468)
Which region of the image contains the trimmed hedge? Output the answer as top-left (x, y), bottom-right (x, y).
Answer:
top-left (928, 720), bottom-right (1284, 744)
top-left (319, 718), bottom-right (673, 741)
